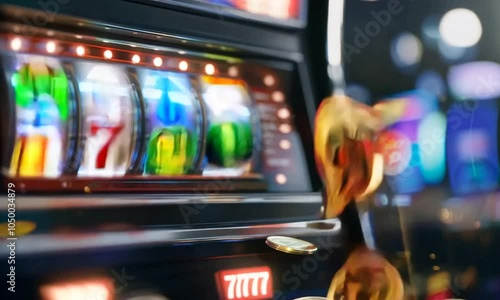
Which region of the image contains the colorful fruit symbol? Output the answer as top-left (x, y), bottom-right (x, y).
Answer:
top-left (9, 55), bottom-right (69, 177)
top-left (76, 63), bottom-right (135, 177)
top-left (201, 77), bottom-right (254, 175)
top-left (139, 70), bottom-right (200, 175)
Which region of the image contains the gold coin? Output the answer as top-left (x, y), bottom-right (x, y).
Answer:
top-left (266, 236), bottom-right (318, 255)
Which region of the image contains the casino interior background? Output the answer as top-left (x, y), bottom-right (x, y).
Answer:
top-left (0, 0), bottom-right (499, 299)
top-left (332, 0), bottom-right (500, 299)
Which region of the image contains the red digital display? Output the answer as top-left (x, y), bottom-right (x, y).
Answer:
top-left (216, 266), bottom-right (273, 300)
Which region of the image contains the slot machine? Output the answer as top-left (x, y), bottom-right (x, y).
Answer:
top-left (0, 1), bottom-right (357, 300)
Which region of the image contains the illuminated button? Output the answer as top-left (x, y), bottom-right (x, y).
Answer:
top-left (76, 46), bottom-right (85, 56)
top-left (264, 75), bottom-right (275, 87)
top-left (275, 174), bottom-right (287, 184)
top-left (103, 50), bottom-right (113, 59)
top-left (179, 60), bottom-right (188, 71)
top-left (205, 63), bottom-right (216, 75)
top-left (10, 37), bottom-right (22, 51)
top-left (272, 91), bottom-right (285, 103)
top-left (132, 54), bottom-right (141, 64)
top-left (153, 57), bottom-right (163, 67)
top-left (277, 108), bottom-right (290, 119)
top-left (228, 66), bottom-right (239, 77)
top-left (46, 41), bottom-right (56, 53)
top-left (279, 139), bottom-right (291, 150)
top-left (279, 124), bottom-right (292, 134)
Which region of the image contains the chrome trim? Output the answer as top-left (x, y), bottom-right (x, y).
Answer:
top-left (0, 218), bottom-right (341, 255)
top-left (359, 210), bottom-right (376, 250)
top-left (5, 193), bottom-right (322, 210)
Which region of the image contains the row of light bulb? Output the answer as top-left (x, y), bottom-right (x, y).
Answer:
top-left (8, 38), bottom-right (299, 87)
top-left (10, 37), bottom-right (221, 75)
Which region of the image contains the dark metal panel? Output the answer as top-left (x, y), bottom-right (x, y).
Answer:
top-left (0, 194), bottom-right (324, 233)
top-left (0, 0), bottom-right (303, 56)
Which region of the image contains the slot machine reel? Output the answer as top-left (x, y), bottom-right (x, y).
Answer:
top-left (10, 59), bottom-right (69, 178)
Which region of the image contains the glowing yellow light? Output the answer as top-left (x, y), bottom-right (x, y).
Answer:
top-left (277, 108), bottom-right (291, 119)
top-left (272, 91), bottom-right (285, 103)
top-left (279, 139), bottom-right (292, 150)
top-left (228, 66), bottom-right (239, 77)
top-left (10, 37), bottom-right (22, 51)
top-left (103, 50), bottom-right (113, 59)
top-left (179, 60), bottom-right (189, 71)
top-left (264, 75), bottom-right (275, 87)
top-left (76, 46), bottom-right (85, 56)
top-left (131, 54), bottom-right (141, 64)
top-left (205, 64), bottom-right (216, 75)
top-left (153, 57), bottom-right (163, 67)
top-left (276, 174), bottom-right (287, 184)
top-left (46, 41), bottom-right (56, 53)
top-left (279, 124), bottom-right (292, 134)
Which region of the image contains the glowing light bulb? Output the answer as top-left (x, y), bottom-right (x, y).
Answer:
top-left (179, 60), bottom-right (188, 71)
top-left (131, 54), bottom-right (140, 64)
top-left (272, 91), bottom-right (284, 103)
top-left (277, 108), bottom-right (290, 119)
top-left (46, 41), bottom-right (56, 53)
top-left (279, 124), bottom-right (292, 134)
top-left (153, 57), bottom-right (163, 67)
top-left (76, 46), bottom-right (85, 56)
top-left (10, 37), bottom-right (22, 51)
top-left (205, 63), bottom-right (215, 75)
top-left (264, 75), bottom-right (275, 87)
top-left (103, 50), bottom-right (113, 59)
top-left (279, 139), bottom-right (292, 150)
top-left (276, 174), bottom-right (287, 184)
top-left (228, 66), bottom-right (239, 77)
